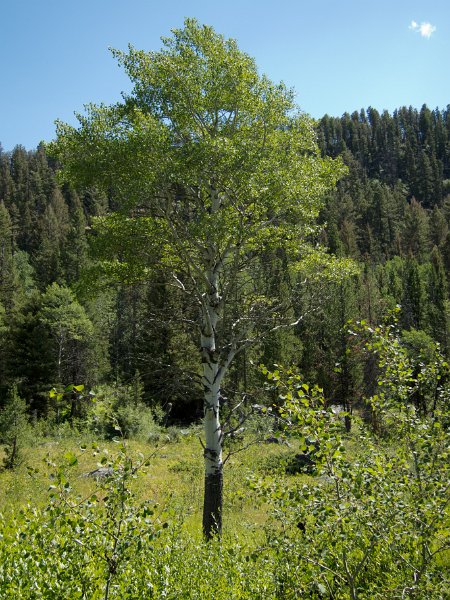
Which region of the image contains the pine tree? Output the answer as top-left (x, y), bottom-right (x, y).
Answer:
top-left (38, 283), bottom-right (94, 387)
top-left (5, 292), bottom-right (54, 413)
top-left (0, 384), bottom-right (29, 470)
top-left (62, 188), bottom-right (89, 284)
top-left (33, 189), bottom-right (70, 287)
top-left (0, 201), bottom-right (17, 310)
top-left (6, 285), bottom-right (95, 414)
top-left (402, 198), bottom-right (430, 261)
top-left (428, 246), bottom-right (449, 353)
top-left (0, 302), bottom-right (7, 396)
top-left (429, 206), bottom-right (448, 249)
top-left (401, 256), bottom-right (425, 330)
top-left (0, 152), bottom-right (14, 207)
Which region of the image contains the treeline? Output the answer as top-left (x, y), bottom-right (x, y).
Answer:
top-left (0, 144), bottom-right (200, 419)
top-left (0, 104), bottom-right (449, 421)
top-left (319, 104), bottom-right (450, 202)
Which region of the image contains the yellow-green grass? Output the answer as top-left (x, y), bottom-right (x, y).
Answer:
top-left (0, 429), bottom-right (295, 540)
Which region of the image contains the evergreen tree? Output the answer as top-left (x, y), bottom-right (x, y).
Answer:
top-left (428, 246), bottom-right (449, 353)
top-left (38, 283), bottom-right (94, 387)
top-left (136, 281), bottom-right (201, 419)
top-left (33, 189), bottom-right (70, 287)
top-left (0, 384), bottom-right (29, 470)
top-left (13, 250), bottom-right (36, 304)
top-left (429, 206), bottom-right (448, 249)
top-left (416, 152), bottom-right (435, 207)
top-left (333, 277), bottom-right (364, 430)
top-left (381, 256), bottom-right (404, 309)
top-left (5, 292), bottom-right (55, 413)
top-left (0, 152), bottom-right (14, 207)
top-left (401, 256), bottom-right (425, 330)
top-left (0, 201), bottom-right (17, 310)
top-left (0, 303), bottom-right (7, 397)
top-left (6, 285), bottom-right (95, 414)
top-left (402, 198), bottom-right (429, 261)
top-left (62, 188), bottom-right (89, 284)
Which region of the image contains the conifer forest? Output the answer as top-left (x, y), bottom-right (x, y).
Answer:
top-left (0, 21), bottom-right (449, 599)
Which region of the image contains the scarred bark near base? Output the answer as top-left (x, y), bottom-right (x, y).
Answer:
top-left (202, 466), bottom-right (223, 540)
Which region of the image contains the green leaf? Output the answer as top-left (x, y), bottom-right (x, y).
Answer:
top-left (63, 451), bottom-right (78, 466)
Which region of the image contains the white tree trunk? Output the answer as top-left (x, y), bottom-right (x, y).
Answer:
top-left (202, 346), bottom-right (223, 538)
top-left (201, 237), bottom-right (225, 538)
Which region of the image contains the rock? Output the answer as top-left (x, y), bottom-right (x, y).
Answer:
top-left (264, 436), bottom-right (291, 447)
top-left (84, 467), bottom-right (115, 479)
top-left (286, 439), bottom-right (320, 474)
top-left (286, 452), bottom-right (316, 474)
top-left (265, 436), bottom-right (280, 444)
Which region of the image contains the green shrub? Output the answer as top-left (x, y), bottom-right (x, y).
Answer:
top-left (254, 357), bottom-right (450, 599)
top-left (0, 385), bottom-right (31, 470)
top-left (85, 383), bottom-right (162, 441)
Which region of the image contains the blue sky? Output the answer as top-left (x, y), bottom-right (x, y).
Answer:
top-left (1, 0), bottom-right (449, 151)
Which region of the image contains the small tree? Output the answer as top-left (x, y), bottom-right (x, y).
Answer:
top-left (259, 352), bottom-right (449, 598)
top-left (51, 19), bottom-right (353, 537)
top-left (0, 384), bottom-right (29, 469)
top-left (38, 283), bottom-right (95, 388)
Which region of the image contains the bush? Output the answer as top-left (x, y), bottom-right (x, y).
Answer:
top-left (0, 442), bottom-right (278, 599)
top-left (254, 356), bottom-right (450, 599)
top-left (85, 383), bottom-right (162, 441)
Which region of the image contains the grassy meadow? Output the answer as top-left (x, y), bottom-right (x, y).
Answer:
top-left (0, 424), bottom-right (294, 537)
top-left (0, 410), bottom-right (448, 599)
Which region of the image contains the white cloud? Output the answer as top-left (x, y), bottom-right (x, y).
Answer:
top-left (409, 20), bottom-right (436, 38)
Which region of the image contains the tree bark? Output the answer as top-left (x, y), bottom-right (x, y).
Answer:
top-left (201, 228), bottom-right (224, 539)
top-left (201, 297), bottom-right (224, 539)
top-left (202, 460), bottom-right (223, 539)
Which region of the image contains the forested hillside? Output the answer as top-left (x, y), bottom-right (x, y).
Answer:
top-left (0, 15), bottom-right (449, 593)
top-left (0, 104), bottom-right (449, 421)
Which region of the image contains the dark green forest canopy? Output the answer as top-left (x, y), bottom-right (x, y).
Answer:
top-left (318, 105), bottom-right (450, 205)
top-left (0, 103), bottom-right (449, 418)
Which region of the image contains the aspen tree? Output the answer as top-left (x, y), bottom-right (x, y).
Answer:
top-left (51, 19), bottom-right (350, 538)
